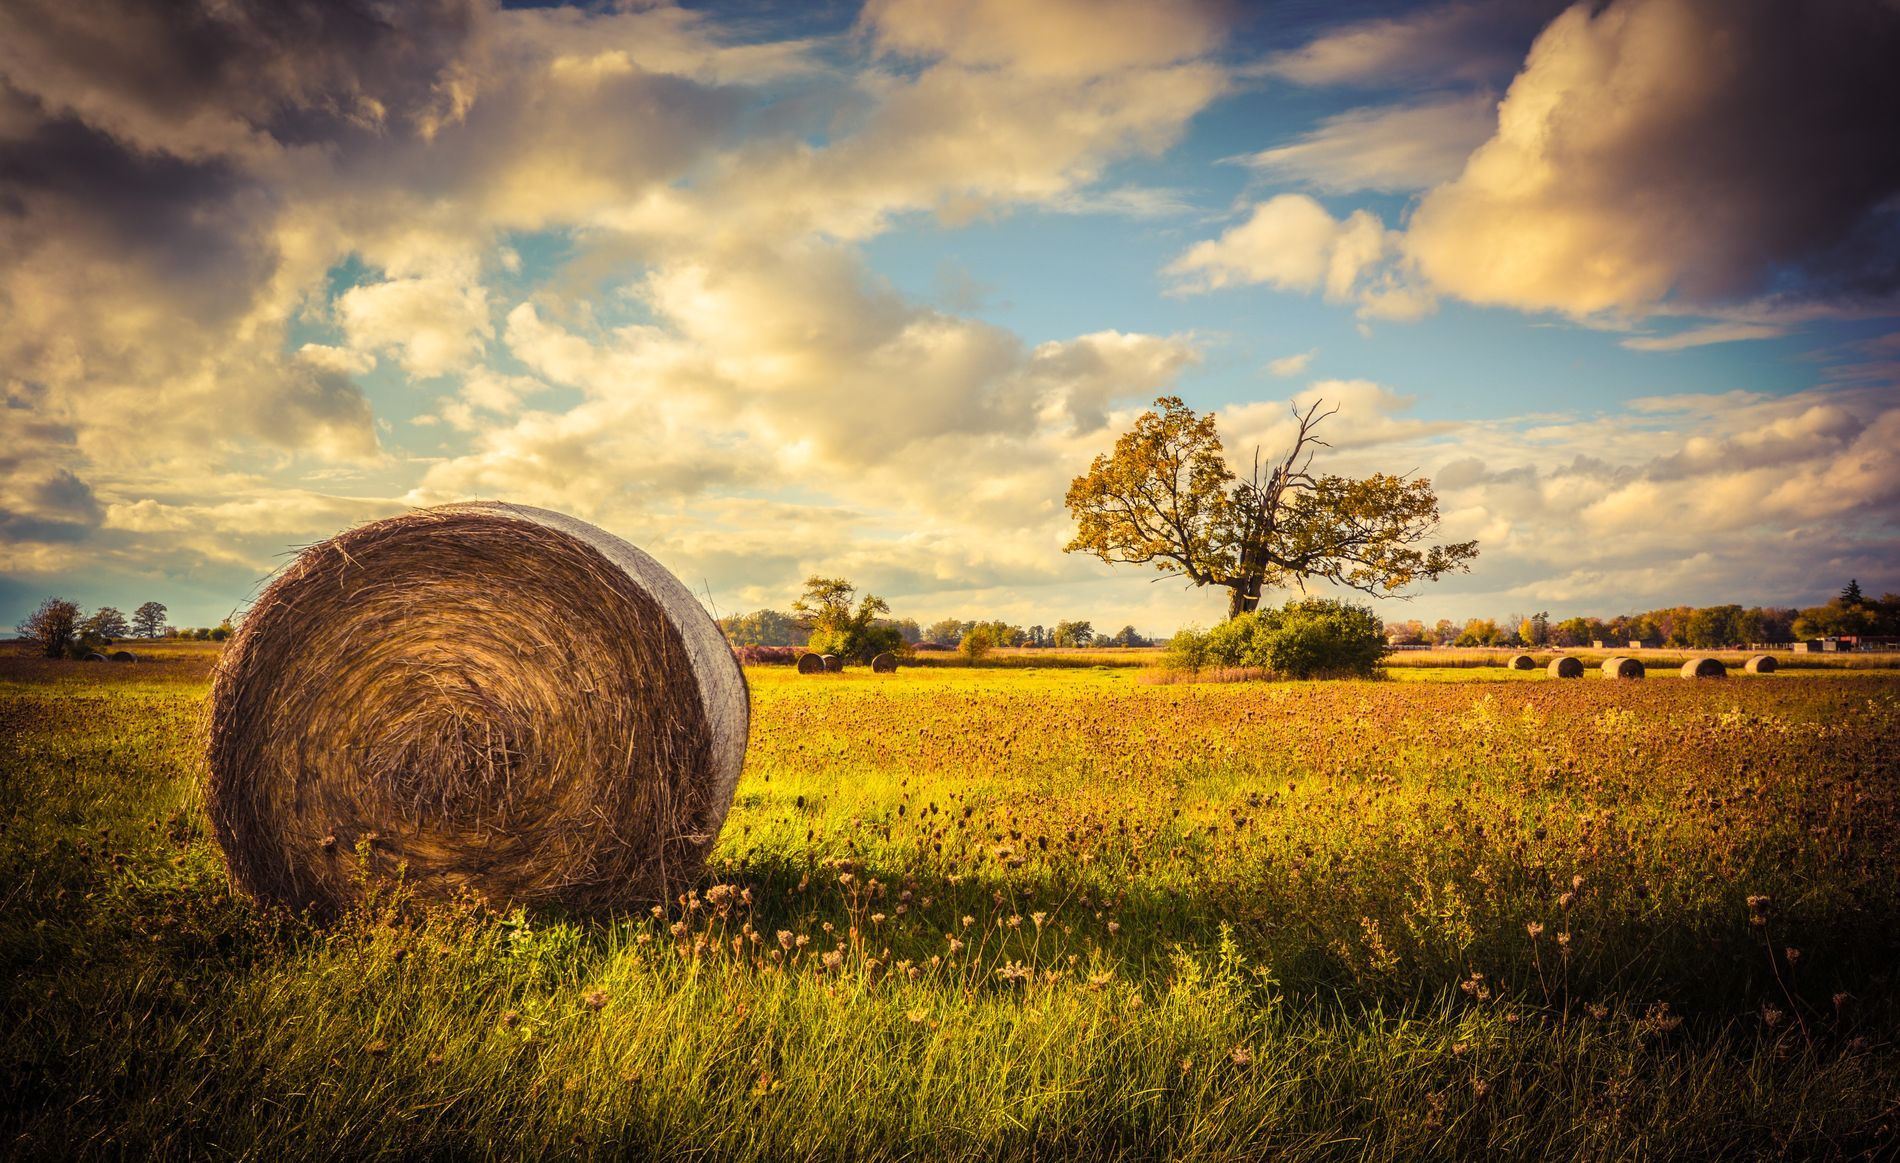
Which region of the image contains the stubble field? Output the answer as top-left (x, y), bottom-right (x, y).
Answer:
top-left (2, 643), bottom-right (1896, 1159)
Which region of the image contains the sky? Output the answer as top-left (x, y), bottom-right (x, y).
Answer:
top-left (2, 0), bottom-right (1897, 637)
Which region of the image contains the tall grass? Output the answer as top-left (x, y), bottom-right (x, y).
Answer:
top-left (2, 652), bottom-right (1896, 1158)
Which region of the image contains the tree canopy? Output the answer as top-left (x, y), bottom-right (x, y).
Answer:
top-left (794, 576), bottom-right (904, 664)
top-left (1065, 397), bottom-right (1478, 618)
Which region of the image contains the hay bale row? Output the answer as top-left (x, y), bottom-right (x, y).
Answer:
top-left (1508, 653), bottom-right (1536, 670)
top-left (822, 654), bottom-right (842, 673)
top-left (1547, 656), bottom-right (1584, 678)
top-left (110, 649), bottom-right (138, 662)
top-left (1681, 656), bottom-right (1727, 679)
top-left (1601, 656), bottom-right (1645, 679)
top-left (796, 652), bottom-right (825, 675)
top-left (204, 502), bottom-right (748, 919)
top-left (1745, 654), bottom-right (1777, 674)
top-left (871, 652), bottom-right (898, 673)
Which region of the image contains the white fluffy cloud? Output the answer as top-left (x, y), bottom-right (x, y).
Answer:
top-left (2, 0), bottom-right (1235, 627)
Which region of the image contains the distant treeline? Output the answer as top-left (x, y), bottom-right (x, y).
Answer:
top-left (718, 609), bottom-right (1152, 650)
top-left (1386, 581), bottom-right (1897, 649)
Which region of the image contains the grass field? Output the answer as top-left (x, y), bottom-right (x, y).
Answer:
top-left (2, 642), bottom-right (1897, 1158)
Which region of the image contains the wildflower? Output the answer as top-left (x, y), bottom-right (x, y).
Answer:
top-left (1107, 921), bottom-right (1121, 936)
top-left (961, 915), bottom-right (975, 928)
top-left (1086, 971), bottom-right (1113, 991)
top-left (650, 905), bottom-right (664, 918)
top-left (584, 989), bottom-right (609, 1011)
top-left (1558, 892), bottom-right (1573, 909)
top-left (669, 921), bottom-right (688, 938)
top-left (870, 913), bottom-right (886, 925)
top-left (1587, 1004), bottom-right (1609, 1021)
top-left (997, 961), bottom-right (1032, 984)
top-left (1472, 1079), bottom-right (1489, 1098)
top-left (1784, 947), bottom-right (1801, 965)
top-left (796, 934), bottom-right (810, 948)
top-left (1229, 1045), bottom-right (1252, 1066)
top-left (821, 950), bottom-right (844, 972)
top-left (1031, 912), bottom-right (1047, 929)
top-left (1126, 994), bottom-right (1143, 1011)
top-left (1761, 1005), bottom-right (1784, 1028)
top-left (364, 1040), bottom-right (388, 1056)
top-left (906, 1008), bottom-right (928, 1024)
top-left (1526, 921), bottom-right (1544, 939)
top-left (1180, 1058), bottom-right (1193, 1075)
top-left (501, 1010), bottom-right (520, 1029)
top-left (948, 937), bottom-right (965, 954)
top-left (1007, 915), bottom-right (1023, 930)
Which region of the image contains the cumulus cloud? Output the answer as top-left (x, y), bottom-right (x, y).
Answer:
top-left (3, 0), bottom-right (1238, 626)
top-left (1404, 0), bottom-right (1900, 319)
top-left (1266, 349), bottom-right (1316, 377)
top-left (1166, 194), bottom-right (1387, 298)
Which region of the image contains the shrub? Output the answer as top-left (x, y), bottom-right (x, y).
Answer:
top-left (1174, 598), bottom-right (1387, 679)
top-left (1162, 626), bottom-right (1209, 671)
top-left (959, 626), bottom-right (996, 660)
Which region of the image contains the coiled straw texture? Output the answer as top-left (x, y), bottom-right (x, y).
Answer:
top-left (205, 502), bottom-right (748, 918)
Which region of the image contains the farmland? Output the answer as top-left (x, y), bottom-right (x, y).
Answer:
top-left (2, 643), bottom-right (1897, 1158)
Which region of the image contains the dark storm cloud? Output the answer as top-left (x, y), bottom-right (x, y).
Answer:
top-left (1406, 0), bottom-right (1900, 316)
top-left (0, 0), bottom-right (488, 149)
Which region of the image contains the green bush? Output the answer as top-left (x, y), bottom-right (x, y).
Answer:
top-left (1174, 598), bottom-right (1387, 679)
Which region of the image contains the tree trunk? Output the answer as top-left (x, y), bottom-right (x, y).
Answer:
top-left (1227, 580), bottom-right (1262, 619)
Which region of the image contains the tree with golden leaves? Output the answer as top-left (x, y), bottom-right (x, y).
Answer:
top-left (1064, 397), bottom-right (1478, 618)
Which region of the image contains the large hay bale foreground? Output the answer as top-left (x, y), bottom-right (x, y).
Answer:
top-left (871, 652), bottom-right (898, 673)
top-left (1509, 654), bottom-right (1536, 670)
top-left (1745, 654), bottom-right (1777, 674)
top-left (795, 652), bottom-right (826, 675)
top-left (1547, 656), bottom-right (1584, 678)
top-left (1681, 656), bottom-right (1727, 679)
top-left (1602, 656), bottom-right (1645, 679)
top-left (821, 654), bottom-right (842, 673)
top-left (205, 502), bottom-right (748, 918)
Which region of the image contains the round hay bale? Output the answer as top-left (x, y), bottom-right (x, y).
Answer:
top-left (1745, 654), bottom-right (1777, 674)
top-left (1547, 656), bottom-right (1584, 679)
top-left (1680, 656), bottom-right (1727, 679)
top-left (82, 651), bottom-right (107, 662)
top-left (204, 502), bottom-right (748, 919)
top-left (795, 652), bottom-right (826, 675)
top-left (821, 654), bottom-right (842, 673)
top-left (1601, 656), bottom-right (1645, 679)
top-left (1509, 653), bottom-right (1536, 670)
top-left (870, 651), bottom-right (898, 673)
top-left (109, 649), bottom-right (138, 662)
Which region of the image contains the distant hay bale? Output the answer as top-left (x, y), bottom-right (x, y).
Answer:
top-left (1509, 654), bottom-right (1536, 670)
top-left (1601, 656), bottom-right (1645, 679)
top-left (1745, 654), bottom-right (1777, 674)
top-left (796, 652), bottom-right (826, 675)
top-left (1681, 656), bottom-right (1727, 679)
top-left (109, 650), bottom-right (138, 662)
top-left (821, 654), bottom-right (842, 673)
top-left (204, 502), bottom-right (749, 919)
top-left (1547, 656), bottom-right (1584, 678)
top-left (82, 652), bottom-right (107, 662)
top-left (871, 652), bottom-right (898, 673)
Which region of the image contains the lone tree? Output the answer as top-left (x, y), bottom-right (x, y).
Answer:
top-left (794, 576), bottom-right (905, 664)
top-left (133, 601), bottom-right (168, 639)
top-left (1065, 397), bottom-right (1478, 618)
top-left (17, 597), bottom-right (80, 658)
